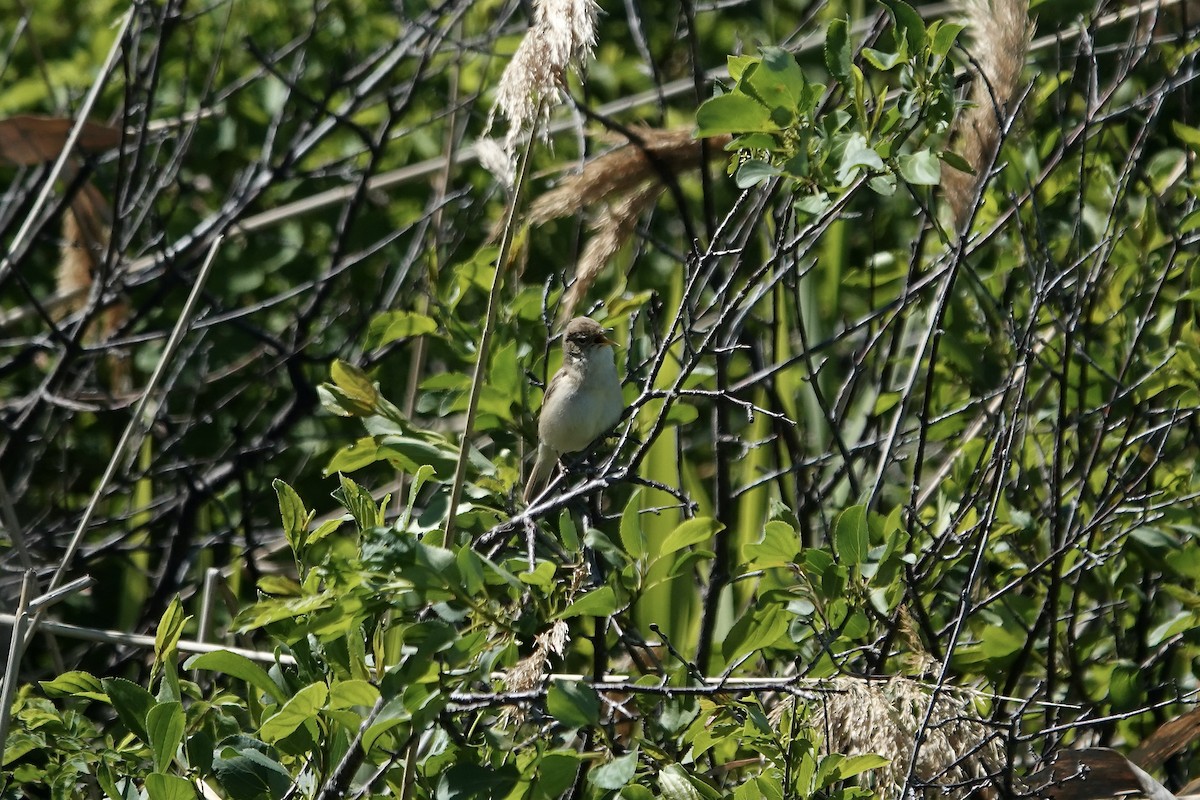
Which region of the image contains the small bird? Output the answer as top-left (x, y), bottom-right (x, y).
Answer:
top-left (524, 316), bottom-right (625, 503)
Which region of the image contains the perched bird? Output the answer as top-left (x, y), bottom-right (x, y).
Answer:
top-left (524, 316), bottom-right (624, 503)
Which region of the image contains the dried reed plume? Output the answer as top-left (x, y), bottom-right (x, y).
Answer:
top-left (58, 208), bottom-right (98, 314)
top-left (499, 619), bottom-right (570, 725)
top-left (56, 184), bottom-right (111, 315)
top-left (525, 128), bottom-right (730, 320)
top-left (777, 677), bottom-right (1002, 799)
top-left (560, 182), bottom-right (663, 322)
top-left (943, 0), bottom-right (1033, 229)
top-left (504, 620), bottom-right (569, 693)
top-left (484, 0), bottom-right (600, 183)
top-left (56, 186), bottom-right (129, 390)
top-left (475, 137), bottom-right (517, 188)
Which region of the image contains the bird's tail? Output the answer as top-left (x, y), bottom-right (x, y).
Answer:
top-left (523, 444), bottom-right (559, 504)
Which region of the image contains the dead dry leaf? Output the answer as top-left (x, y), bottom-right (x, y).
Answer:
top-left (0, 115), bottom-right (122, 166)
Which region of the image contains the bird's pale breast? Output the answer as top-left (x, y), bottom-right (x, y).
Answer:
top-left (538, 352), bottom-right (623, 453)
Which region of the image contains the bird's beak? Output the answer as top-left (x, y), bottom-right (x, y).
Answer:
top-left (601, 329), bottom-right (618, 347)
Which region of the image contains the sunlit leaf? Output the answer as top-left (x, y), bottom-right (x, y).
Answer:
top-left (558, 586), bottom-right (617, 619)
top-left (696, 93), bottom-right (776, 137)
top-left (365, 310), bottom-right (438, 350)
top-left (825, 18), bottom-right (851, 86)
top-left (589, 750), bottom-right (639, 791)
top-left (660, 517), bottom-right (722, 557)
top-left (259, 682), bottom-right (327, 743)
top-left (146, 702), bottom-right (185, 773)
top-left (183, 651), bottom-right (288, 704)
top-left (547, 680), bottom-right (600, 728)
top-left (834, 505), bottom-right (869, 567)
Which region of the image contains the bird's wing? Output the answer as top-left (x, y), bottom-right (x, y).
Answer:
top-left (524, 442), bottom-right (559, 503)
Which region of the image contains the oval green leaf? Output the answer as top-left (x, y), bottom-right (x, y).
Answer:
top-left (259, 682), bottom-right (328, 743)
top-left (184, 650), bottom-right (288, 704)
top-left (834, 505), bottom-right (869, 567)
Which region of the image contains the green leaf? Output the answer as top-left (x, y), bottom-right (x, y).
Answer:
top-left (795, 192), bottom-right (832, 218)
top-left (659, 764), bottom-right (703, 800)
top-left (187, 730), bottom-right (215, 776)
top-left (362, 697), bottom-right (411, 753)
top-left (436, 763), bottom-right (519, 800)
top-left (829, 753), bottom-right (891, 781)
top-left (322, 437), bottom-right (383, 473)
top-left (834, 505), bottom-right (869, 567)
top-left (735, 159), bottom-right (782, 188)
top-left (736, 776), bottom-right (784, 800)
top-left (334, 472), bottom-right (383, 529)
top-left (273, 478), bottom-right (312, 556)
top-left (319, 383), bottom-right (372, 417)
top-left (589, 750), bottom-right (639, 791)
top-left (96, 762), bottom-right (123, 799)
top-left (457, 545), bottom-right (486, 595)
top-left (144, 773), bottom-right (194, 800)
top-left (743, 520), bottom-right (799, 569)
top-left (660, 517), bottom-right (723, 556)
top-left (259, 682), bottom-right (328, 743)
top-left (402, 463), bottom-right (438, 529)
top-left (325, 435), bottom-right (457, 479)
top-left (536, 751), bottom-right (581, 799)
top-left (558, 586), bottom-right (617, 619)
top-left (940, 149), bottom-right (974, 173)
top-left (153, 596), bottom-right (189, 672)
top-left (881, 0), bottom-right (926, 52)
top-left (328, 679), bottom-right (380, 710)
top-left (558, 509), bottom-right (581, 551)
top-left (1149, 611), bottom-right (1196, 647)
top-left (213, 746), bottom-right (293, 800)
top-left (931, 21), bottom-right (965, 57)
top-left (729, 132), bottom-right (781, 152)
top-left (1109, 661), bottom-right (1142, 710)
top-left (518, 560), bottom-right (557, 591)
top-left (184, 651), bottom-right (287, 704)
top-left (365, 310), bottom-right (438, 350)
top-left (547, 680), bottom-right (601, 728)
top-left (825, 18), bottom-right (851, 86)
top-left (328, 359), bottom-right (379, 415)
top-left (146, 702), bottom-right (185, 773)
top-left (836, 133), bottom-right (885, 184)
top-left (727, 54), bottom-right (756, 83)
top-left (101, 677), bottom-right (155, 743)
top-left (954, 624), bottom-right (1026, 667)
top-left (331, 359), bottom-right (378, 404)
top-left (744, 47), bottom-right (807, 116)
top-left (382, 435), bottom-right (458, 475)
top-left (869, 172), bottom-right (897, 196)
top-left (2, 732), bottom-right (42, 767)
top-left (39, 670), bottom-right (105, 701)
top-left (898, 149), bottom-right (941, 185)
top-left (620, 489), bottom-right (645, 558)
top-left (696, 93), bottom-right (776, 137)
top-left (1173, 120), bottom-right (1200, 150)
top-left (862, 47), bottom-right (903, 70)
top-left (723, 603), bottom-right (791, 664)
top-left (622, 787), bottom-right (657, 800)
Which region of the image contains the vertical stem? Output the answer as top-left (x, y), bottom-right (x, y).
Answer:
top-left (0, 570), bottom-right (35, 763)
top-left (27, 236), bottom-right (225, 647)
top-left (695, 354), bottom-right (732, 673)
top-left (194, 567), bottom-right (220, 682)
top-left (441, 126), bottom-right (537, 546)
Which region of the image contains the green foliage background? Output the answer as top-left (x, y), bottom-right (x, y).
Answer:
top-left (1, 0), bottom-right (1199, 797)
